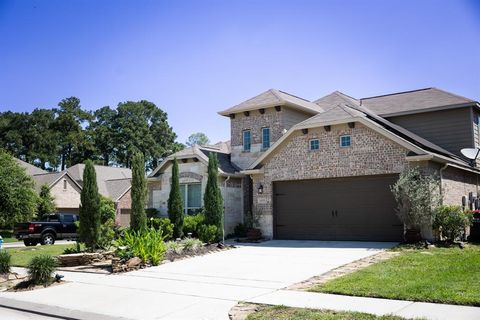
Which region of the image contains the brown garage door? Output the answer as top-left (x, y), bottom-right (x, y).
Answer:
top-left (273, 175), bottom-right (403, 241)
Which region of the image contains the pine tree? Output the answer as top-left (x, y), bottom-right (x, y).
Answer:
top-left (168, 158), bottom-right (184, 238)
top-left (79, 160), bottom-right (101, 251)
top-left (203, 153), bottom-right (223, 236)
top-left (130, 152), bottom-right (147, 231)
top-left (37, 184), bottom-right (56, 219)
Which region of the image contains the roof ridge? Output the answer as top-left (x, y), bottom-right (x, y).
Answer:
top-left (278, 89), bottom-right (312, 103)
top-left (269, 88), bottom-right (284, 102)
top-left (429, 87), bottom-right (474, 102)
top-left (360, 87), bottom-right (434, 101)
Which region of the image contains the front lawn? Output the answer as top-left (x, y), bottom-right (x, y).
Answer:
top-left (311, 244), bottom-right (480, 306)
top-left (0, 229), bottom-right (17, 243)
top-left (6, 244), bottom-right (77, 267)
top-left (246, 305), bottom-right (408, 320)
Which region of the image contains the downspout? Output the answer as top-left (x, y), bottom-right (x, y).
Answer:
top-left (222, 175), bottom-right (231, 244)
top-left (439, 163), bottom-right (449, 204)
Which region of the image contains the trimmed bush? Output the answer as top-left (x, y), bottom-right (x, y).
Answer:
top-left (168, 158), bottom-right (184, 238)
top-left (149, 217), bottom-right (174, 240)
top-left (79, 160), bottom-right (101, 251)
top-left (27, 255), bottom-right (56, 286)
top-left (183, 213), bottom-right (205, 237)
top-left (203, 153), bottom-right (223, 236)
top-left (198, 224), bottom-right (218, 244)
top-left (0, 250), bottom-right (11, 274)
top-left (131, 152), bottom-right (148, 231)
top-left (434, 205), bottom-right (473, 241)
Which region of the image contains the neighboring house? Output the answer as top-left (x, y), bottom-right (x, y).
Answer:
top-left (17, 160), bottom-right (132, 226)
top-left (149, 87), bottom-right (480, 241)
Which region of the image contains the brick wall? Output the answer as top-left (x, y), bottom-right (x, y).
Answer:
top-left (442, 166), bottom-right (478, 206)
top-left (51, 176), bottom-right (81, 211)
top-left (251, 122), bottom-right (410, 238)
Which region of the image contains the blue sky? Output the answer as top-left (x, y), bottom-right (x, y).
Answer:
top-left (1, 0), bottom-right (479, 144)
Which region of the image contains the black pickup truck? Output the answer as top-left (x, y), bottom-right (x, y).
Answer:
top-left (14, 213), bottom-right (79, 246)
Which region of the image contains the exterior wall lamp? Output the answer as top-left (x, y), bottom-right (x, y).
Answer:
top-left (258, 184), bottom-right (264, 194)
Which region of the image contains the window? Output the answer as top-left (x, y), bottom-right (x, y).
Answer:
top-left (180, 183), bottom-right (202, 214)
top-left (340, 135), bottom-right (351, 147)
top-left (152, 190), bottom-right (162, 208)
top-left (262, 127), bottom-right (270, 149)
top-left (243, 130), bottom-right (251, 152)
top-left (309, 139), bottom-right (320, 150)
top-left (63, 179), bottom-right (67, 190)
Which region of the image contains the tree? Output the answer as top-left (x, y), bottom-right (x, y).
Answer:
top-left (186, 132), bottom-right (210, 147)
top-left (203, 153), bottom-right (223, 237)
top-left (98, 196), bottom-right (116, 249)
top-left (130, 152), bottom-right (147, 231)
top-left (37, 184), bottom-right (56, 219)
top-left (168, 158), bottom-right (184, 238)
top-left (391, 167), bottom-right (442, 240)
top-left (53, 97), bottom-right (91, 170)
top-left (89, 106), bottom-right (117, 166)
top-left (78, 160), bottom-right (101, 251)
top-left (0, 149), bottom-right (38, 227)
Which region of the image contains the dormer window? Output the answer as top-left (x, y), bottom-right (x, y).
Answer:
top-left (243, 130), bottom-right (251, 152)
top-left (262, 127), bottom-right (270, 150)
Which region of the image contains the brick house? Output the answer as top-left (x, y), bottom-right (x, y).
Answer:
top-left (18, 161), bottom-right (133, 226)
top-left (149, 88), bottom-right (480, 241)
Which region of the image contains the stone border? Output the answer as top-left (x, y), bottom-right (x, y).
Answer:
top-left (228, 302), bottom-right (260, 320)
top-left (287, 251), bottom-right (399, 291)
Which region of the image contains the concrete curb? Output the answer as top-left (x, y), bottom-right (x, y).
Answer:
top-left (0, 297), bottom-right (133, 320)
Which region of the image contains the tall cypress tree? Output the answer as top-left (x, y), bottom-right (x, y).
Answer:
top-left (130, 152), bottom-right (147, 231)
top-left (203, 153), bottom-right (223, 235)
top-left (168, 158), bottom-right (184, 238)
top-left (79, 160), bottom-right (101, 251)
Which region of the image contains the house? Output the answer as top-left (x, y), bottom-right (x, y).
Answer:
top-left (17, 160), bottom-right (133, 226)
top-left (149, 87), bottom-right (480, 241)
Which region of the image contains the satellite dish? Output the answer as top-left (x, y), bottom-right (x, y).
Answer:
top-left (461, 148), bottom-right (480, 160)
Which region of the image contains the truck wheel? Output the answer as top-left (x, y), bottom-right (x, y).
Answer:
top-left (41, 233), bottom-right (55, 245)
top-left (23, 240), bottom-right (36, 246)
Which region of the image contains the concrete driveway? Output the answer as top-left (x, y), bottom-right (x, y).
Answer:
top-left (0, 240), bottom-right (396, 320)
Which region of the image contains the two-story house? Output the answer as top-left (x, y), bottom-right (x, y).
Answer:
top-left (148, 87), bottom-right (480, 240)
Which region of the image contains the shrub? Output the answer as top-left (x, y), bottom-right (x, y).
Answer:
top-left (168, 158), bottom-right (184, 238)
top-left (0, 250), bottom-right (11, 274)
top-left (183, 213), bottom-right (205, 237)
top-left (181, 238), bottom-right (203, 252)
top-left (63, 242), bottom-right (82, 254)
top-left (27, 255), bottom-right (56, 286)
top-left (233, 223), bottom-right (248, 237)
top-left (391, 168), bottom-right (442, 232)
top-left (114, 228), bottom-right (167, 266)
top-left (166, 241), bottom-right (183, 254)
top-left (203, 153), bottom-right (223, 236)
top-left (434, 205), bottom-right (473, 241)
top-left (149, 218), bottom-right (174, 240)
top-left (131, 152), bottom-right (148, 231)
top-left (198, 224), bottom-right (218, 244)
top-left (79, 160), bottom-right (101, 251)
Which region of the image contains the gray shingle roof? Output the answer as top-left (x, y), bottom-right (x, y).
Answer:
top-left (360, 88), bottom-right (475, 116)
top-left (15, 158), bottom-right (47, 176)
top-left (67, 164), bottom-right (132, 200)
top-left (219, 89), bottom-right (323, 116)
top-left (199, 148), bottom-right (241, 174)
top-left (31, 172), bottom-right (65, 192)
top-left (297, 104), bottom-right (364, 127)
top-left (313, 91), bottom-right (360, 110)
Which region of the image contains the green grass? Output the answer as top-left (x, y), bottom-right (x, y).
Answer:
top-left (311, 244), bottom-right (480, 306)
top-left (246, 305), bottom-right (408, 320)
top-left (0, 229), bottom-right (17, 243)
top-left (6, 244), bottom-right (77, 267)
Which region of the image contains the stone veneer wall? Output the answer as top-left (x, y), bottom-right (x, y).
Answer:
top-left (251, 123), bottom-right (410, 238)
top-left (51, 176), bottom-right (81, 212)
top-left (147, 159), bottom-right (244, 234)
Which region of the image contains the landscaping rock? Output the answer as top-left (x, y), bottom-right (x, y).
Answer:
top-left (126, 257), bottom-right (142, 268)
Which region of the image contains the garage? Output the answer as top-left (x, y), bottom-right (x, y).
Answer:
top-left (273, 174), bottom-right (403, 241)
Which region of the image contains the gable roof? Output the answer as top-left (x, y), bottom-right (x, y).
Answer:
top-left (313, 91), bottom-right (360, 110)
top-left (15, 158), bottom-right (47, 176)
top-left (31, 171), bottom-right (81, 193)
top-left (247, 102), bottom-right (472, 171)
top-left (67, 164), bottom-right (132, 201)
top-left (218, 89), bottom-right (323, 116)
top-left (360, 88), bottom-right (476, 116)
top-left (149, 144), bottom-right (242, 177)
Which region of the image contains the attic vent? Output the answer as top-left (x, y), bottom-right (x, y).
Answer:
top-left (275, 106), bottom-right (282, 112)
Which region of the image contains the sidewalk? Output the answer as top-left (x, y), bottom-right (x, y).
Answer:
top-left (247, 290), bottom-right (480, 320)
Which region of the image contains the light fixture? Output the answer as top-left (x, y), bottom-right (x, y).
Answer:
top-left (258, 184), bottom-right (264, 194)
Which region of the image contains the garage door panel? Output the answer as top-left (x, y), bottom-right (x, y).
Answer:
top-left (273, 175), bottom-right (403, 241)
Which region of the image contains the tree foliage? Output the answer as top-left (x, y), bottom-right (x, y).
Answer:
top-left (0, 97), bottom-right (179, 171)
top-left (203, 153), bottom-right (223, 237)
top-left (168, 158), bottom-right (184, 238)
top-left (391, 167), bottom-right (442, 230)
top-left (186, 132), bottom-right (210, 147)
top-left (0, 149), bottom-right (39, 227)
top-left (130, 152), bottom-right (147, 231)
top-left (37, 184), bottom-right (56, 219)
top-left (78, 160), bottom-right (101, 251)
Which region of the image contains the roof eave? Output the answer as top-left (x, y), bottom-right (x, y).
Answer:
top-left (378, 102), bottom-right (477, 118)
